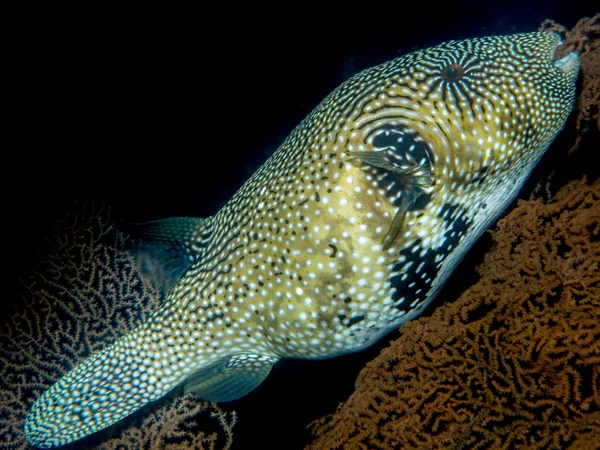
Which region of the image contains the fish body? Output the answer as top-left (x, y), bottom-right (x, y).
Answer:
top-left (25, 31), bottom-right (579, 447)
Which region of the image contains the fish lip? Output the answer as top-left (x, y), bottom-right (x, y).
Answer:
top-left (550, 35), bottom-right (579, 71)
top-left (553, 51), bottom-right (579, 71)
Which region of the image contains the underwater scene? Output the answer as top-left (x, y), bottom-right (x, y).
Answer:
top-left (4, 3), bottom-right (599, 450)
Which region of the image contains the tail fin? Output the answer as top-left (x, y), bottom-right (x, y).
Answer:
top-left (24, 326), bottom-right (179, 448)
top-left (24, 313), bottom-right (279, 448)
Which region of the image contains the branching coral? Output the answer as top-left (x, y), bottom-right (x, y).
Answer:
top-left (97, 397), bottom-right (236, 450)
top-left (0, 193), bottom-right (236, 449)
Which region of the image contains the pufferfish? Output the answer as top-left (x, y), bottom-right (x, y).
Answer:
top-left (25, 31), bottom-right (579, 447)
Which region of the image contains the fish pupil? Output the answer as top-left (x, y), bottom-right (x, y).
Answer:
top-left (441, 63), bottom-right (464, 82)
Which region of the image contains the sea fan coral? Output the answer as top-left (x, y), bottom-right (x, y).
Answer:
top-left (0, 194), bottom-right (236, 449)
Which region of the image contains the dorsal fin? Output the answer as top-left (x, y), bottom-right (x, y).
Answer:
top-left (125, 217), bottom-right (211, 291)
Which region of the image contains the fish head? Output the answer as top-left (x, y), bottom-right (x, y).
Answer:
top-left (341, 31), bottom-right (580, 252)
top-left (324, 31), bottom-right (580, 336)
top-left (412, 31), bottom-right (581, 170)
top-left (349, 31), bottom-right (580, 183)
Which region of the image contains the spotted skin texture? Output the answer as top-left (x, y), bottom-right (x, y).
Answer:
top-left (24, 32), bottom-right (579, 448)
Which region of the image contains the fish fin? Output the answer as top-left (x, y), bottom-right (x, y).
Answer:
top-left (350, 151), bottom-right (400, 171)
top-left (125, 217), bottom-right (210, 291)
top-left (127, 217), bottom-right (209, 252)
top-left (382, 193), bottom-right (409, 250)
top-left (350, 151), bottom-right (433, 187)
top-left (184, 353), bottom-right (278, 402)
top-left (25, 330), bottom-right (176, 447)
top-left (351, 151), bottom-right (434, 250)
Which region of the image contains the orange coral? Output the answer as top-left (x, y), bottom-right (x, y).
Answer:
top-left (308, 178), bottom-right (600, 450)
top-left (0, 193), bottom-right (236, 449)
top-left (308, 17), bottom-right (600, 450)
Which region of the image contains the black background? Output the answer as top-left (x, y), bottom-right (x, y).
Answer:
top-left (9, 2), bottom-right (597, 448)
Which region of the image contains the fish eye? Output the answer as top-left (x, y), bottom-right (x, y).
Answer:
top-left (441, 63), bottom-right (465, 82)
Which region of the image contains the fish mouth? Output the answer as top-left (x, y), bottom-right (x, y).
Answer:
top-left (550, 36), bottom-right (579, 71)
top-left (553, 52), bottom-right (579, 71)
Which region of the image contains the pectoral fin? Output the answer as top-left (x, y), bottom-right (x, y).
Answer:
top-left (184, 353), bottom-right (279, 402)
top-left (350, 150), bottom-right (434, 250)
top-left (349, 150), bottom-right (400, 171)
top-left (381, 193), bottom-right (410, 250)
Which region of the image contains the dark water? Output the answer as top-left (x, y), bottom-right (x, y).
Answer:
top-left (9, 2), bottom-right (597, 449)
